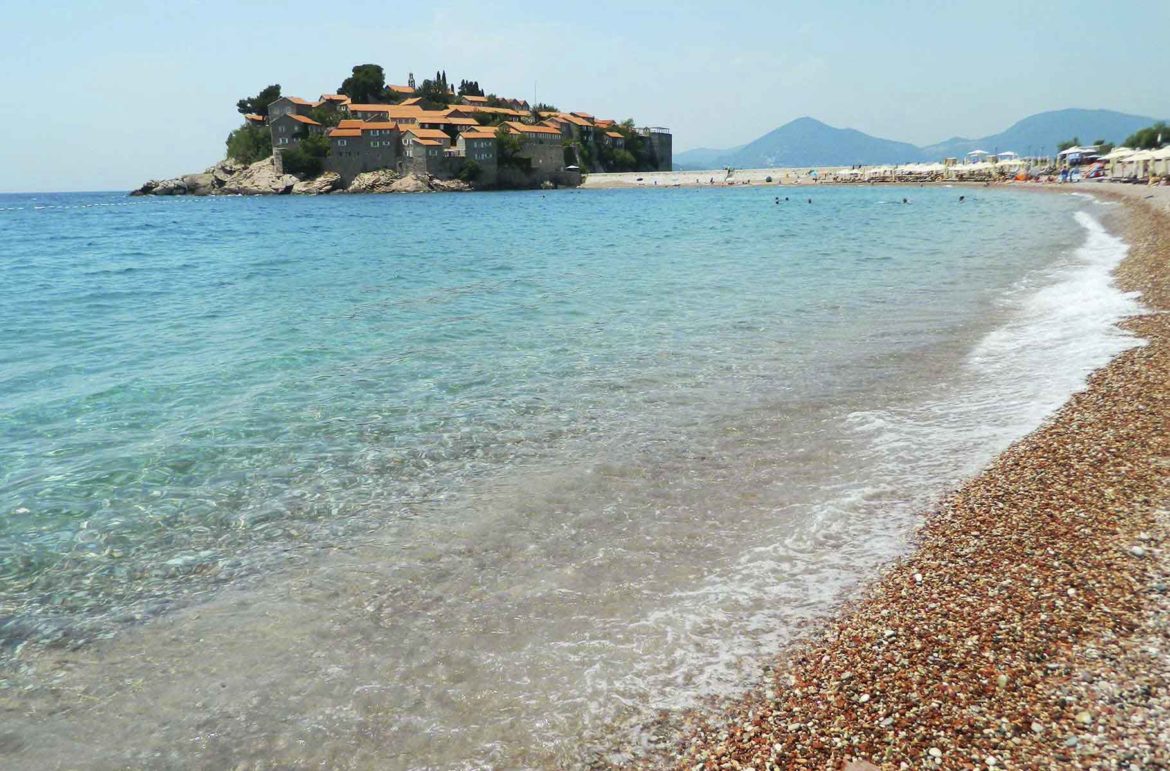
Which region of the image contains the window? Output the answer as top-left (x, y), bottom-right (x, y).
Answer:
top-left (371, 141), bottom-right (378, 148)
top-left (337, 139), bottom-right (347, 147)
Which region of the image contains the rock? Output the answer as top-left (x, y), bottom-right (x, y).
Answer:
top-left (389, 174), bottom-right (434, 193)
top-left (217, 158), bottom-right (297, 195)
top-left (1075, 710), bottom-right (1092, 725)
top-left (430, 178), bottom-right (472, 192)
top-left (181, 173), bottom-right (215, 196)
top-left (292, 172), bottom-right (341, 195)
top-left (841, 761), bottom-right (881, 771)
top-left (346, 169), bottom-right (403, 193)
top-left (1129, 545), bottom-right (1148, 558)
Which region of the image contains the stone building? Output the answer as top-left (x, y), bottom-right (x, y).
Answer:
top-left (401, 127), bottom-right (452, 176)
top-left (324, 120), bottom-right (400, 185)
top-left (455, 129), bottom-right (498, 185)
top-left (269, 113), bottom-right (323, 150)
top-left (267, 96), bottom-right (315, 120)
top-left (500, 121), bottom-right (564, 175)
top-left (639, 127), bottom-right (673, 171)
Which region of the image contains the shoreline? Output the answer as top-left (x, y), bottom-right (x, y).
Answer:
top-left (635, 185), bottom-right (1170, 768)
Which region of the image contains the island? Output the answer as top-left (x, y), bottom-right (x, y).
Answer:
top-left (133, 64), bottom-right (672, 196)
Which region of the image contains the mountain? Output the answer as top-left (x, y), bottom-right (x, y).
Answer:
top-left (919, 108), bottom-right (1160, 159)
top-left (673, 109), bottom-right (1163, 170)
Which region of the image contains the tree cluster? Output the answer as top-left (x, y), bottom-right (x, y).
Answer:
top-left (236, 84), bottom-right (281, 117)
top-left (457, 79), bottom-right (483, 97)
top-left (1124, 122), bottom-right (1168, 150)
top-left (225, 123), bottom-right (272, 164)
top-left (280, 133), bottom-right (330, 177)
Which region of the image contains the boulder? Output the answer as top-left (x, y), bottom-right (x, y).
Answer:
top-left (388, 174), bottom-right (433, 193)
top-left (430, 178), bottom-right (472, 192)
top-left (293, 172), bottom-right (342, 195)
top-left (347, 169), bottom-right (402, 193)
top-left (181, 173), bottom-right (215, 196)
top-left (217, 158), bottom-right (298, 195)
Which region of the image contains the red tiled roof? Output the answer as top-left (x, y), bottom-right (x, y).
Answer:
top-left (461, 129), bottom-right (497, 140)
top-left (401, 97), bottom-right (422, 106)
top-left (462, 95), bottom-right (489, 103)
top-left (329, 128), bottom-right (362, 138)
top-left (286, 96), bottom-right (314, 105)
top-left (413, 138), bottom-right (441, 146)
top-left (288, 114), bottom-right (321, 125)
top-left (388, 84), bottom-right (414, 94)
top-left (244, 113), bottom-right (265, 123)
top-left (502, 121), bottom-right (561, 136)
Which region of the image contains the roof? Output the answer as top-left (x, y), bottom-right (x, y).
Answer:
top-left (413, 138), bottom-right (441, 146)
top-left (605, 130), bottom-right (624, 139)
top-left (318, 94), bottom-right (350, 103)
top-left (557, 113), bottom-right (593, 127)
top-left (401, 97), bottom-right (422, 106)
top-left (285, 96), bottom-right (314, 105)
top-left (337, 119), bottom-right (365, 129)
top-left (288, 114), bottom-right (322, 125)
top-left (571, 112), bottom-right (594, 120)
top-left (328, 128), bottom-right (362, 138)
top-left (403, 127), bottom-right (450, 140)
top-left (502, 121), bottom-right (562, 136)
top-left (461, 129), bottom-right (497, 140)
top-left (594, 119), bottom-right (616, 127)
top-left (244, 113), bottom-right (265, 123)
top-left (388, 84), bottom-right (414, 94)
top-left (347, 103), bottom-right (396, 113)
top-left (462, 95), bottom-right (489, 103)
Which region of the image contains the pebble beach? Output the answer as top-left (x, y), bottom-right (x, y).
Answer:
top-left (632, 184), bottom-right (1170, 769)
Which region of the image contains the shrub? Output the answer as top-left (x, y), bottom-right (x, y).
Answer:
top-left (226, 123), bottom-right (272, 164)
top-left (281, 133), bottom-right (330, 177)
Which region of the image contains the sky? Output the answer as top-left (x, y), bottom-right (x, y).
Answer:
top-left (1, 0), bottom-right (1166, 192)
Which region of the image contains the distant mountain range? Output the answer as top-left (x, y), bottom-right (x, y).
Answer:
top-left (673, 109), bottom-right (1163, 170)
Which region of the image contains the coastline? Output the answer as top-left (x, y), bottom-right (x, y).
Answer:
top-left (637, 185), bottom-right (1170, 769)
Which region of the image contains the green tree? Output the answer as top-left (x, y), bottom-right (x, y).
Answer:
top-left (1123, 122), bottom-right (1168, 150)
top-left (457, 158), bottom-right (481, 182)
top-left (531, 102), bottom-right (559, 114)
top-left (612, 148), bottom-right (637, 171)
top-left (281, 133), bottom-right (330, 177)
top-left (458, 79), bottom-right (484, 97)
top-left (338, 64), bottom-right (387, 104)
top-left (236, 84), bottom-right (281, 117)
top-left (495, 126), bottom-right (529, 171)
top-left (417, 77), bottom-right (453, 109)
top-left (308, 106), bottom-right (343, 128)
top-left (225, 123), bottom-right (272, 164)
top-left (1056, 137), bottom-right (1080, 153)
top-left (1093, 138), bottom-right (1114, 155)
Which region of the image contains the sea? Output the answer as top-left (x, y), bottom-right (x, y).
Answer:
top-left (0, 185), bottom-right (1144, 768)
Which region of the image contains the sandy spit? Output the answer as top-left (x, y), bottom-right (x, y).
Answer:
top-left (621, 185), bottom-right (1170, 770)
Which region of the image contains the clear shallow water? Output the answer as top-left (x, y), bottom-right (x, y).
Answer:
top-left (0, 187), bottom-right (1143, 768)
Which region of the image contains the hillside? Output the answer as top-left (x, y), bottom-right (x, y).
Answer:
top-left (920, 108), bottom-right (1160, 159)
top-left (675, 108), bottom-right (1163, 170)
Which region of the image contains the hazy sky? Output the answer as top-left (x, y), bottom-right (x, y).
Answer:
top-left (1, 0), bottom-right (1166, 192)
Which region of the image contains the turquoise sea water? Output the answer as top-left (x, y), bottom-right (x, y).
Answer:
top-left (0, 186), bottom-right (1143, 767)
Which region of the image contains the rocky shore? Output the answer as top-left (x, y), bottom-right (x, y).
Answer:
top-left (130, 157), bottom-right (473, 196)
top-left (629, 187), bottom-right (1170, 770)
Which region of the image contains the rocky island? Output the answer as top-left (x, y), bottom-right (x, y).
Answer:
top-left (133, 64), bottom-right (672, 196)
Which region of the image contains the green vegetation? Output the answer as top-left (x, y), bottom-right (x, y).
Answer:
top-left (495, 126), bottom-right (530, 172)
top-left (1124, 121), bottom-right (1168, 150)
top-left (280, 133), bottom-right (330, 176)
top-left (531, 102), bottom-right (558, 114)
top-left (417, 71), bottom-right (454, 109)
top-left (1056, 137), bottom-right (1080, 152)
top-left (338, 64), bottom-right (390, 104)
top-left (225, 123), bottom-right (272, 164)
top-left (457, 79), bottom-right (483, 97)
top-left (236, 84), bottom-right (281, 117)
top-left (308, 106), bottom-right (343, 128)
top-left (456, 159), bottom-right (481, 182)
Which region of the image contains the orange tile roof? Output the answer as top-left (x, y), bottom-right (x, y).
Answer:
top-left (388, 84), bottom-right (414, 94)
top-left (461, 129), bottom-right (497, 139)
top-left (571, 112), bottom-right (594, 120)
top-left (329, 128), bottom-right (362, 138)
top-left (347, 104), bottom-right (394, 116)
top-left (595, 119), bottom-right (616, 127)
top-left (318, 93), bottom-right (350, 102)
top-left (289, 114), bottom-right (322, 125)
top-left (462, 95), bottom-right (489, 103)
top-left (557, 113), bottom-right (593, 127)
top-left (605, 130), bottom-right (624, 139)
top-left (503, 121), bottom-right (561, 136)
top-left (403, 127), bottom-right (450, 140)
top-left (337, 119), bottom-right (364, 129)
top-left (413, 138), bottom-right (441, 146)
top-left (244, 113), bottom-right (265, 122)
top-left (401, 97), bottom-right (422, 106)
top-left (286, 96), bottom-right (314, 105)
